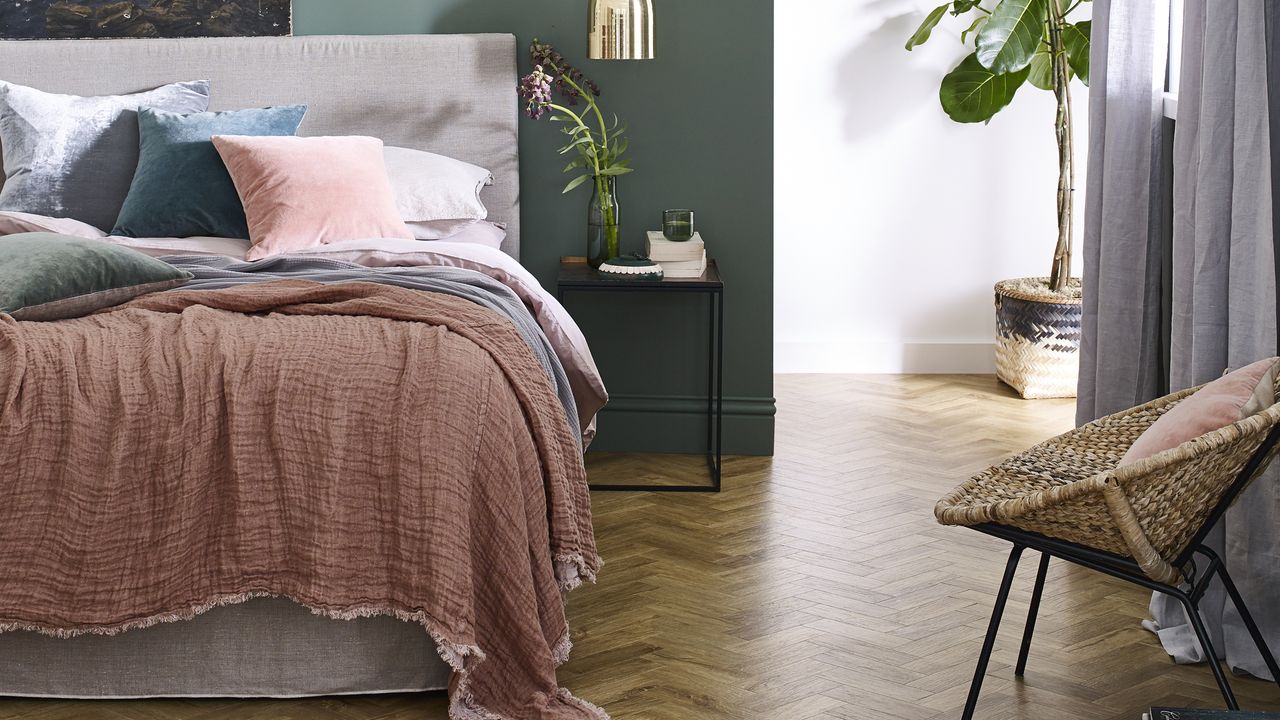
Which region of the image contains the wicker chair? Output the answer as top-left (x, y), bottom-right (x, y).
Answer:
top-left (936, 381), bottom-right (1280, 718)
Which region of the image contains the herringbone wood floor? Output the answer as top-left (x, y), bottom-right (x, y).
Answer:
top-left (3, 375), bottom-right (1278, 720)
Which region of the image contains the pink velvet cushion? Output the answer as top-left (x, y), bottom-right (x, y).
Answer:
top-left (1120, 357), bottom-right (1280, 465)
top-left (212, 135), bottom-right (413, 260)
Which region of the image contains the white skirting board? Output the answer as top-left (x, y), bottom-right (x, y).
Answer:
top-left (774, 340), bottom-right (996, 374)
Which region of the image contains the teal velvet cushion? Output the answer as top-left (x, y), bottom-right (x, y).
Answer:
top-left (112, 105), bottom-right (307, 239)
top-left (0, 234), bottom-right (192, 321)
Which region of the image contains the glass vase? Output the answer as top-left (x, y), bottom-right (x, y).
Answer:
top-left (587, 175), bottom-right (620, 269)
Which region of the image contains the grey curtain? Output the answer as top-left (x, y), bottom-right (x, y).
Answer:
top-left (1142, 0), bottom-right (1280, 681)
top-left (1075, 0), bottom-right (1170, 423)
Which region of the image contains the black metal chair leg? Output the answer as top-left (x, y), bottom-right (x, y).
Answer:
top-left (1015, 552), bottom-right (1050, 677)
top-left (963, 545), bottom-right (1024, 720)
top-left (1208, 557), bottom-right (1280, 688)
top-left (1176, 591), bottom-right (1240, 710)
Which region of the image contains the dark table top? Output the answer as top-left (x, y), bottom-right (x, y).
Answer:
top-left (557, 257), bottom-right (722, 290)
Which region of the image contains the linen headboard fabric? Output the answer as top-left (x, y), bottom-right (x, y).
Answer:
top-left (0, 34), bottom-right (521, 259)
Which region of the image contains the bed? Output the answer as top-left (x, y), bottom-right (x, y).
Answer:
top-left (0, 34), bottom-right (608, 718)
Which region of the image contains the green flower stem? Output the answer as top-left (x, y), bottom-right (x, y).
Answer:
top-left (546, 101), bottom-right (617, 259)
top-left (546, 62), bottom-right (610, 157)
top-left (546, 102), bottom-right (601, 176)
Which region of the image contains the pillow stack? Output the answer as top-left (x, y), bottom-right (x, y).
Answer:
top-left (0, 79), bottom-right (505, 258)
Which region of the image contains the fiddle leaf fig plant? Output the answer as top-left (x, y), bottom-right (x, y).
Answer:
top-left (907, 0), bottom-right (1091, 294)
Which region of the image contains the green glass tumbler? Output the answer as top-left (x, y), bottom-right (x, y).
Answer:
top-left (663, 209), bottom-right (694, 242)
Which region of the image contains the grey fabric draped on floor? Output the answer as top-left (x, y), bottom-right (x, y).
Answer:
top-left (1077, 0), bottom-right (1280, 680)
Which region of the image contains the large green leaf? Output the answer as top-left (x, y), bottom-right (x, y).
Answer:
top-left (905, 3), bottom-right (950, 51)
top-left (1062, 20), bottom-right (1090, 86)
top-left (1027, 43), bottom-right (1054, 90)
top-left (939, 52), bottom-right (1031, 123)
top-left (975, 0), bottom-right (1048, 74)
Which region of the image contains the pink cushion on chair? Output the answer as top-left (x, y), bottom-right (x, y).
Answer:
top-left (1121, 357), bottom-right (1280, 465)
top-left (212, 135), bottom-right (413, 261)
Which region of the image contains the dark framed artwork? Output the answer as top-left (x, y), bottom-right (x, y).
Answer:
top-left (0, 1), bottom-right (292, 39)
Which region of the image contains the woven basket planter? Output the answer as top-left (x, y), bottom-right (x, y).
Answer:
top-left (935, 380), bottom-right (1280, 584)
top-left (994, 277), bottom-right (1082, 399)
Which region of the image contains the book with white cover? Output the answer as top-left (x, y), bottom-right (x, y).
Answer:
top-left (658, 254), bottom-right (707, 278)
top-left (647, 231), bottom-right (705, 261)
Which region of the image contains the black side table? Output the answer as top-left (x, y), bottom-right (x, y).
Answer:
top-left (556, 257), bottom-right (724, 492)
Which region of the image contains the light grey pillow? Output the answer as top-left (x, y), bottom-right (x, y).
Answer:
top-left (383, 145), bottom-right (494, 223)
top-left (0, 80), bottom-right (211, 231)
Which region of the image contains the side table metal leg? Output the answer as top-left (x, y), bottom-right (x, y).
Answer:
top-left (706, 289), bottom-right (715, 487)
top-left (705, 289), bottom-right (723, 491)
top-left (715, 289), bottom-right (723, 490)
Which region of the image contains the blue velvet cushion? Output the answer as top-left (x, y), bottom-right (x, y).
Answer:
top-left (0, 233), bottom-right (192, 321)
top-left (112, 105), bottom-right (307, 239)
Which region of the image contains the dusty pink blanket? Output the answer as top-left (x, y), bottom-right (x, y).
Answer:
top-left (0, 281), bottom-right (604, 719)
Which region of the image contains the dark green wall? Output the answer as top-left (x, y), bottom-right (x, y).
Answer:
top-left (294, 0), bottom-right (774, 455)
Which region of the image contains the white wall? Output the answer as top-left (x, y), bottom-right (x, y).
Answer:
top-left (774, 0), bottom-right (1088, 374)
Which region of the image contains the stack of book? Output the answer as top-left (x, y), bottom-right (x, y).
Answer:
top-left (646, 231), bottom-right (707, 278)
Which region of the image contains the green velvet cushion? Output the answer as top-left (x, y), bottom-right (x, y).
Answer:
top-left (112, 105), bottom-right (307, 239)
top-left (0, 234), bottom-right (192, 321)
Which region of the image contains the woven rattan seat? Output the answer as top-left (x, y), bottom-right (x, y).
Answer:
top-left (936, 378), bottom-right (1280, 718)
top-left (936, 380), bottom-right (1280, 585)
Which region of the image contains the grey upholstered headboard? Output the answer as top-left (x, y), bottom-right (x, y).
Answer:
top-left (0, 34), bottom-right (522, 259)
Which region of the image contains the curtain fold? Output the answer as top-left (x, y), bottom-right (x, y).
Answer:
top-left (1075, 0), bottom-right (1170, 423)
top-left (1144, 0), bottom-right (1280, 681)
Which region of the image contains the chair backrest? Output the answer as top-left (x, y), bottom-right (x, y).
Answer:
top-left (1110, 372), bottom-right (1280, 581)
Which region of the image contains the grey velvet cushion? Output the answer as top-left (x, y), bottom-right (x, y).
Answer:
top-left (0, 233), bottom-right (192, 321)
top-left (0, 79), bottom-right (211, 231)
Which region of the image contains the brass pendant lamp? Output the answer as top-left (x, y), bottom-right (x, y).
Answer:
top-left (588, 0), bottom-right (655, 60)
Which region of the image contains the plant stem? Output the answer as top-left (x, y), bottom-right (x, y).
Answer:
top-left (546, 62), bottom-right (610, 159)
top-left (549, 101), bottom-right (617, 259)
top-left (1047, 0), bottom-right (1074, 293)
top-left (547, 102), bottom-right (602, 177)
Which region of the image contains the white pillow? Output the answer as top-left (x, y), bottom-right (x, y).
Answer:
top-left (404, 218), bottom-right (488, 240)
top-left (384, 146), bottom-right (493, 223)
top-left (409, 220), bottom-right (507, 250)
